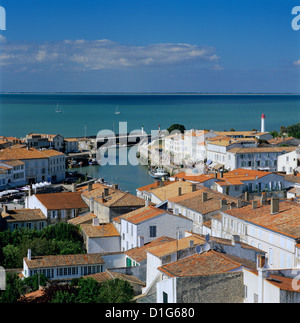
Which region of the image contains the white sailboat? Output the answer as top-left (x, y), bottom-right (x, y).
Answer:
top-left (55, 104), bottom-right (63, 113)
top-left (115, 105), bottom-right (121, 115)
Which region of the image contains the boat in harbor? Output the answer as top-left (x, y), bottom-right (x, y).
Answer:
top-left (89, 158), bottom-right (98, 165)
top-left (148, 167), bottom-right (169, 179)
top-left (115, 105), bottom-right (121, 115)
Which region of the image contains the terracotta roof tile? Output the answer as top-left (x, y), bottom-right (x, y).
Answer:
top-left (80, 222), bottom-right (120, 238)
top-left (35, 192), bottom-right (88, 210)
top-left (25, 253), bottom-right (105, 269)
top-left (223, 200), bottom-right (300, 239)
top-left (158, 250), bottom-right (242, 277)
top-left (125, 236), bottom-right (176, 263)
top-left (2, 208), bottom-right (46, 222)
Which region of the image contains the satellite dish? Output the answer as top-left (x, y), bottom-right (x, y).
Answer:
top-left (205, 234), bottom-right (210, 242)
top-left (196, 245), bottom-right (202, 254)
top-left (203, 242), bottom-right (211, 252)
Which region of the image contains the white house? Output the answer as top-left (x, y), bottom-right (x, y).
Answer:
top-left (0, 160), bottom-right (26, 189)
top-left (25, 191), bottom-right (89, 225)
top-left (214, 198), bottom-right (300, 269)
top-left (277, 147), bottom-right (300, 174)
top-left (226, 146), bottom-right (296, 172)
top-left (116, 205), bottom-right (193, 252)
top-left (0, 146), bottom-right (65, 184)
top-left (22, 249), bottom-right (105, 280)
top-left (80, 218), bottom-right (121, 253)
top-left (211, 168), bottom-right (287, 197)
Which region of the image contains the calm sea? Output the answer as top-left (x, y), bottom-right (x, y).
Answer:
top-left (0, 93), bottom-right (299, 193)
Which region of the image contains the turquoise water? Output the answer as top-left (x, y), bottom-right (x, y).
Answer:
top-left (70, 146), bottom-right (154, 195)
top-left (1, 93), bottom-right (299, 193)
top-left (0, 93), bottom-right (299, 138)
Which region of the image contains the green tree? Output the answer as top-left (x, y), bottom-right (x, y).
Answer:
top-left (96, 279), bottom-right (135, 303)
top-left (2, 245), bottom-right (21, 269)
top-left (167, 124), bottom-right (186, 134)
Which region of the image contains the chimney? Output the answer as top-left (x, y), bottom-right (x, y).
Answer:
top-left (189, 240), bottom-right (194, 248)
top-left (252, 200), bottom-right (258, 210)
top-left (220, 170), bottom-right (223, 178)
top-left (157, 180), bottom-right (161, 187)
top-left (72, 183), bottom-right (77, 192)
top-left (271, 196), bottom-right (279, 215)
top-left (245, 191), bottom-right (249, 201)
top-left (214, 173), bottom-right (218, 179)
top-left (113, 184), bottom-right (119, 190)
top-left (145, 199), bottom-right (149, 207)
top-left (27, 249), bottom-right (32, 260)
top-left (192, 183), bottom-right (197, 192)
top-left (88, 182), bottom-right (92, 192)
top-left (220, 198), bottom-right (227, 210)
top-left (138, 236), bottom-right (144, 248)
top-left (104, 187), bottom-right (109, 197)
top-left (92, 217), bottom-right (99, 226)
top-left (2, 205), bottom-right (7, 214)
top-left (178, 187), bottom-right (182, 196)
top-left (237, 199), bottom-right (243, 208)
top-left (261, 193), bottom-right (267, 205)
top-left (201, 192), bottom-right (208, 202)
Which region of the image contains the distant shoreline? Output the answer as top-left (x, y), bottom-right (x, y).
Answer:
top-left (0, 92), bottom-right (300, 96)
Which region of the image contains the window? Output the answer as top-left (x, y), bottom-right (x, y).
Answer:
top-left (163, 292), bottom-right (168, 303)
top-left (150, 225), bottom-right (157, 238)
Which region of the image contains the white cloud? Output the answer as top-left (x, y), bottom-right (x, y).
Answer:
top-left (0, 39), bottom-right (221, 72)
top-left (293, 59), bottom-right (300, 66)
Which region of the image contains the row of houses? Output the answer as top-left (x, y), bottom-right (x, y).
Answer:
top-left (1, 168), bottom-right (299, 302)
top-left (0, 145), bottom-right (66, 187)
top-left (162, 129), bottom-right (300, 174)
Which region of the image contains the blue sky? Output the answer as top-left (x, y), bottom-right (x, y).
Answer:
top-left (0, 0), bottom-right (299, 92)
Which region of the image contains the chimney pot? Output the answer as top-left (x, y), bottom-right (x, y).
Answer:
top-left (27, 249), bottom-right (32, 261)
top-left (178, 187), bottom-right (182, 196)
top-left (104, 187), bottom-right (109, 197)
top-left (271, 196), bottom-right (279, 214)
top-left (252, 200), bottom-right (258, 209)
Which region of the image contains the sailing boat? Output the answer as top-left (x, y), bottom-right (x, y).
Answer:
top-left (55, 104), bottom-right (63, 113)
top-left (114, 105), bottom-right (121, 115)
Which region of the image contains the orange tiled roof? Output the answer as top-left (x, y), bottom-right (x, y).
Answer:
top-left (2, 208), bottom-right (46, 222)
top-left (80, 222), bottom-right (120, 238)
top-left (228, 146), bottom-right (296, 154)
top-left (35, 192), bottom-right (88, 210)
top-left (146, 235), bottom-right (205, 258)
top-left (223, 200), bottom-right (300, 239)
top-left (171, 172), bottom-right (215, 183)
top-left (80, 183), bottom-right (145, 207)
top-left (114, 205), bottom-right (180, 225)
top-left (168, 186), bottom-right (247, 214)
top-left (158, 250), bottom-right (242, 277)
top-left (125, 236), bottom-right (176, 263)
top-left (25, 253), bottom-right (105, 269)
top-left (150, 180), bottom-right (195, 201)
top-left (137, 180), bottom-right (173, 192)
top-left (0, 146), bottom-right (64, 161)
